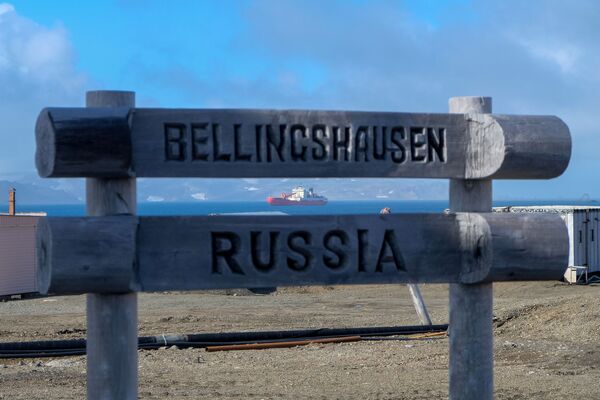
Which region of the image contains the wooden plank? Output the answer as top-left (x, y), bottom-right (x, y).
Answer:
top-left (448, 96), bottom-right (493, 400)
top-left (36, 213), bottom-right (568, 295)
top-left (35, 107), bottom-right (571, 179)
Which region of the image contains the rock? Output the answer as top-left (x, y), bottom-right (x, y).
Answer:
top-left (45, 359), bottom-right (80, 368)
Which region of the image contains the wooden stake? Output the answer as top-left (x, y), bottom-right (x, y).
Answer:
top-left (448, 96), bottom-right (494, 400)
top-left (85, 90), bottom-right (138, 400)
top-left (407, 284), bottom-right (432, 325)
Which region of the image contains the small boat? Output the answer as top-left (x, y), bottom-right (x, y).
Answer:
top-left (267, 186), bottom-right (327, 206)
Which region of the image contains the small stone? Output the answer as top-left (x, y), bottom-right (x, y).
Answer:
top-left (46, 359), bottom-right (79, 368)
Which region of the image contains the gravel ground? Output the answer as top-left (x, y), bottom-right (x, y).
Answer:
top-left (1, 282), bottom-right (599, 399)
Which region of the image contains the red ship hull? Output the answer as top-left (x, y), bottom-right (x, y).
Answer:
top-left (267, 197), bottom-right (327, 206)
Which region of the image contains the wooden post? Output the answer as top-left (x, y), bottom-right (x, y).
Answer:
top-left (448, 96), bottom-right (494, 400)
top-left (407, 284), bottom-right (432, 325)
top-left (85, 91), bottom-right (138, 400)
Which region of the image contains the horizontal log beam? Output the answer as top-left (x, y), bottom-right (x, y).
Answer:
top-left (35, 108), bottom-right (571, 179)
top-left (36, 107), bottom-right (133, 178)
top-left (36, 213), bottom-right (568, 295)
top-left (36, 216), bottom-right (139, 294)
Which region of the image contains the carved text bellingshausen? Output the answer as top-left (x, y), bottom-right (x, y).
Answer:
top-left (164, 122), bottom-right (446, 164)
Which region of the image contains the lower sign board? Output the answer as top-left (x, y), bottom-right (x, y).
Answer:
top-left (36, 213), bottom-right (568, 295)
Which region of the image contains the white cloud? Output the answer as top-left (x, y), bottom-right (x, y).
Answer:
top-left (0, 3), bottom-right (87, 173)
top-left (513, 38), bottom-right (581, 74)
top-left (0, 3), bottom-right (14, 16)
top-left (146, 196), bottom-right (164, 202)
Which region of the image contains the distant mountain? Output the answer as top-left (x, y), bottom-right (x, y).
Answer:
top-left (0, 180), bottom-right (81, 206)
top-left (136, 178), bottom-right (447, 202)
top-left (0, 176), bottom-right (447, 205)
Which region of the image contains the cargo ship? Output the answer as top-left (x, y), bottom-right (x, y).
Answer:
top-left (267, 186), bottom-right (328, 206)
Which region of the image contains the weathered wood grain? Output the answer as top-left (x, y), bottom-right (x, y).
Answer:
top-left (86, 178), bottom-right (137, 216)
top-left (407, 283), bottom-right (432, 326)
top-left (449, 282), bottom-right (493, 399)
top-left (448, 95), bottom-right (493, 400)
top-left (87, 292), bottom-right (138, 400)
top-left (35, 107), bottom-right (571, 179)
top-left (36, 216), bottom-right (139, 294)
top-left (84, 90), bottom-right (138, 400)
top-left (36, 213), bottom-right (568, 295)
top-left (35, 107), bottom-right (133, 178)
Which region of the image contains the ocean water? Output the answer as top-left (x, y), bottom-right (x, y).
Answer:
top-left (13, 199), bottom-right (600, 217)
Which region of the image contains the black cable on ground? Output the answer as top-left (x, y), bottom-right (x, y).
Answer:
top-left (0, 349), bottom-right (87, 358)
top-left (0, 324), bottom-right (448, 358)
top-left (183, 324), bottom-right (448, 343)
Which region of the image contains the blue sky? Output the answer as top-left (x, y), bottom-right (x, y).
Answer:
top-left (1, 0), bottom-right (598, 199)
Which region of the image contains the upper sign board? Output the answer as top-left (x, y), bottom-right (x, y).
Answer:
top-left (35, 108), bottom-right (571, 179)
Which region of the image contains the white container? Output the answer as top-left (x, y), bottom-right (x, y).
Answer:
top-left (494, 205), bottom-right (600, 283)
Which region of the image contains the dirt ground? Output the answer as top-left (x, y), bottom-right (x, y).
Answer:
top-left (0, 281), bottom-right (599, 399)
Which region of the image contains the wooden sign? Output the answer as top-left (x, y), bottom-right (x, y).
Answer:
top-left (30, 92), bottom-right (574, 400)
top-left (36, 213), bottom-right (568, 295)
top-left (35, 108), bottom-right (571, 179)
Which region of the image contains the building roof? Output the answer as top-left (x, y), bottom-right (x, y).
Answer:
top-left (493, 205), bottom-right (600, 214)
top-left (0, 212), bottom-right (46, 217)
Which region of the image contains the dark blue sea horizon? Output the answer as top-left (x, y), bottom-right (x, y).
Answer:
top-left (9, 199), bottom-right (600, 217)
